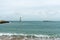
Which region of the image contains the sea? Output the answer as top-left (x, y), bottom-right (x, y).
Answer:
top-left (0, 21), bottom-right (60, 40)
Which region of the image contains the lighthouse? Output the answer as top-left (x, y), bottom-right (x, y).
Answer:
top-left (20, 16), bottom-right (22, 22)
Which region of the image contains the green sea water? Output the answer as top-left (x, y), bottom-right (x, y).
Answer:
top-left (0, 21), bottom-right (60, 36)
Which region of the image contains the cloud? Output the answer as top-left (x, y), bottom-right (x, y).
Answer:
top-left (0, 0), bottom-right (60, 21)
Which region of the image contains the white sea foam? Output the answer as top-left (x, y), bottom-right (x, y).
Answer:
top-left (0, 33), bottom-right (59, 40)
top-left (0, 33), bottom-right (52, 37)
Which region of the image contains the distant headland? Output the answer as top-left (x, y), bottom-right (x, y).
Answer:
top-left (42, 20), bottom-right (53, 22)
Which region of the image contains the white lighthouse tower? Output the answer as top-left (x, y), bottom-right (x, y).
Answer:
top-left (20, 16), bottom-right (22, 22)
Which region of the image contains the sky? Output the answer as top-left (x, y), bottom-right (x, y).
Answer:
top-left (0, 0), bottom-right (60, 21)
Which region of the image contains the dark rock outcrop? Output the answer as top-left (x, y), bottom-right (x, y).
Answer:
top-left (0, 20), bottom-right (9, 24)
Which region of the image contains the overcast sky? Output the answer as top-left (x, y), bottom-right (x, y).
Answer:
top-left (0, 0), bottom-right (60, 21)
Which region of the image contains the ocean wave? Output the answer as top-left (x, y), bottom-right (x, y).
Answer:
top-left (0, 33), bottom-right (58, 37)
top-left (0, 33), bottom-right (59, 40)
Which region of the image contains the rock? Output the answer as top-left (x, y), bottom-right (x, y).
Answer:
top-left (0, 20), bottom-right (9, 24)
